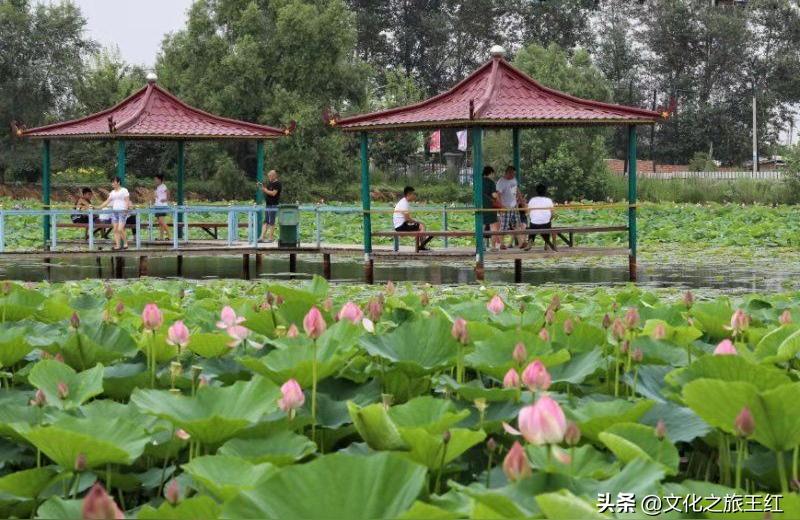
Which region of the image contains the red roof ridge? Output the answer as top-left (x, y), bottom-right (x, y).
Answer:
top-left (115, 83), bottom-right (156, 133)
top-left (473, 57), bottom-right (503, 118)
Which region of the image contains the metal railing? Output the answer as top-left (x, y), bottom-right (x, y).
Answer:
top-left (618, 170), bottom-right (786, 180)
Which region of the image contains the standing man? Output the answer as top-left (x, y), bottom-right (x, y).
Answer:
top-left (259, 169), bottom-right (282, 243)
top-left (482, 166), bottom-right (501, 252)
top-left (496, 165), bottom-right (523, 249)
top-left (153, 174), bottom-right (170, 241)
top-left (393, 186), bottom-right (433, 251)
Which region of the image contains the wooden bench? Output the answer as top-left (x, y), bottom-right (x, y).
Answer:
top-left (57, 222), bottom-right (248, 240)
top-left (373, 225), bottom-right (627, 252)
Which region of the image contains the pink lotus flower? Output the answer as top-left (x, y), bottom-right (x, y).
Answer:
top-left (164, 479), bottom-right (181, 505)
top-left (522, 360), bottom-right (551, 392)
top-left (385, 280), bottom-right (395, 295)
top-left (278, 378), bottom-right (305, 418)
top-left (504, 395), bottom-right (567, 445)
top-left (487, 295), bottom-right (505, 315)
top-left (367, 297), bottom-right (383, 321)
top-left (730, 309), bottom-right (750, 333)
top-left (563, 318), bottom-right (574, 336)
top-left (82, 482), bottom-right (125, 519)
top-left (512, 342), bottom-right (527, 364)
top-left (303, 306), bottom-right (327, 339)
top-left (57, 381), bottom-right (69, 400)
top-left (226, 325), bottom-right (250, 348)
top-left (217, 306), bottom-right (245, 329)
top-left (337, 302), bottom-right (364, 324)
top-left (502, 368), bottom-right (521, 389)
top-left (779, 310), bottom-right (792, 326)
top-left (502, 441), bottom-right (531, 481)
top-left (714, 339), bottom-right (737, 356)
top-left (166, 321), bottom-right (190, 348)
top-left (544, 308), bottom-right (555, 325)
top-left (655, 419), bottom-right (667, 440)
top-left (538, 328), bottom-right (550, 343)
top-left (29, 389), bottom-right (46, 407)
top-left (652, 323), bottom-right (666, 341)
top-left (734, 406), bottom-right (755, 437)
top-left (602, 313), bottom-right (612, 329)
top-left (141, 303), bottom-right (163, 331)
top-left (683, 290), bottom-right (695, 308)
top-left (74, 452), bottom-right (87, 471)
top-left (564, 421), bottom-right (581, 446)
top-left (631, 347), bottom-right (644, 364)
top-left (451, 318), bottom-right (469, 345)
top-left (286, 323), bottom-right (299, 338)
top-left (624, 307), bottom-right (640, 329)
top-left (174, 429), bottom-right (190, 441)
top-left (322, 298), bottom-right (334, 312)
top-left (612, 318), bottom-right (626, 340)
top-left (70, 312), bottom-right (80, 329)
top-left (115, 302), bottom-right (125, 315)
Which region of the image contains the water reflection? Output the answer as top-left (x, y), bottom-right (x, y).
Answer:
top-left (0, 255), bottom-right (795, 292)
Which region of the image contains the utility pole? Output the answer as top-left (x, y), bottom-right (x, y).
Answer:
top-left (651, 89), bottom-right (657, 173)
top-left (752, 94), bottom-right (758, 174)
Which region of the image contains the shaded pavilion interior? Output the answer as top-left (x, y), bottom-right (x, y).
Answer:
top-left (333, 47), bottom-right (664, 280)
top-left (15, 74), bottom-right (288, 245)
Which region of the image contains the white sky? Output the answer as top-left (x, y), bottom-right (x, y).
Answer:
top-left (46, 0), bottom-right (195, 68)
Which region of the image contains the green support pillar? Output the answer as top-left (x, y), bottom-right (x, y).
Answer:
top-left (360, 132), bottom-right (372, 257)
top-left (255, 140), bottom-right (265, 233)
top-left (42, 140), bottom-right (51, 247)
top-left (471, 127), bottom-right (484, 272)
top-left (512, 127), bottom-right (521, 185)
top-left (627, 125), bottom-right (638, 282)
top-left (177, 141), bottom-right (185, 237)
top-left (116, 140), bottom-right (126, 186)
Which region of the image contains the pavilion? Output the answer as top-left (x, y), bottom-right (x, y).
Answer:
top-left (14, 73), bottom-right (289, 245)
top-left (331, 46), bottom-right (664, 281)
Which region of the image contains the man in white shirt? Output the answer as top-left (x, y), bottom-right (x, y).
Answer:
top-left (153, 174), bottom-right (170, 240)
top-left (526, 184), bottom-right (555, 251)
top-left (495, 165), bottom-right (523, 249)
top-left (393, 186), bottom-right (433, 251)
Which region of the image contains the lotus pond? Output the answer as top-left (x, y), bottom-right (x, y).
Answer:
top-left (2, 278), bottom-right (800, 518)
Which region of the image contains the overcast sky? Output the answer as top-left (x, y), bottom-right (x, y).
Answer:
top-left (61, 0), bottom-right (195, 68)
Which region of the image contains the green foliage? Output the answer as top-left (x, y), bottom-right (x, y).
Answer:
top-left (688, 152), bottom-right (718, 172)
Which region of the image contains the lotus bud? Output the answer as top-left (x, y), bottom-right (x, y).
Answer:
top-left (70, 312), bottom-right (80, 329)
top-left (278, 379), bottom-right (305, 418)
top-left (420, 291), bottom-right (429, 306)
top-left (55, 353), bottom-right (64, 363)
top-left (367, 297), bottom-right (383, 321)
top-left (266, 292), bottom-right (275, 306)
top-left (522, 360), bottom-right (551, 392)
top-left (274, 295), bottom-right (284, 306)
top-left (612, 318), bottom-right (626, 341)
top-left (259, 300), bottom-right (272, 311)
top-left (714, 339), bottom-right (737, 356)
top-left (322, 297), bottom-right (333, 313)
top-left (564, 421), bottom-right (581, 446)
top-left (474, 398), bottom-right (488, 414)
top-left (602, 313), bottom-right (612, 329)
top-left (512, 342), bottom-right (527, 364)
top-left (655, 419), bottom-right (667, 440)
top-left (1, 282), bottom-right (10, 295)
top-left (552, 445), bottom-right (572, 465)
top-left (779, 310), bottom-right (792, 326)
top-left (115, 301), bottom-right (125, 315)
top-left (619, 340), bottom-right (629, 355)
top-left (487, 295), bottom-right (505, 315)
top-left (57, 381), bottom-right (69, 400)
top-left (166, 321), bottom-right (190, 348)
top-left (730, 309), bottom-right (750, 333)
top-left (141, 303), bottom-right (163, 331)
top-left (563, 318), bottom-right (574, 336)
top-left (486, 437), bottom-right (497, 453)
top-left (502, 441), bottom-right (532, 482)
top-left (734, 407), bottom-right (755, 438)
top-left (544, 308), bottom-right (555, 325)
top-left (442, 430), bottom-right (451, 444)
top-left (517, 396), bottom-right (567, 445)
top-left (75, 452), bottom-right (87, 472)
top-left (303, 306), bottom-right (327, 339)
top-left (538, 328), bottom-right (550, 343)
top-left (549, 294), bottom-right (561, 312)
top-left (337, 301), bottom-right (364, 324)
top-left (29, 389), bottom-right (47, 407)
top-left (104, 284), bottom-right (114, 299)
top-left (81, 482), bottom-right (124, 520)
top-left (226, 325), bottom-right (250, 348)
top-left (631, 347), bottom-right (644, 364)
top-left (503, 368), bottom-right (521, 389)
top-left (682, 290), bottom-right (694, 308)
top-left (652, 323), bottom-right (666, 341)
top-left (175, 429), bottom-right (190, 441)
top-left (286, 324), bottom-right (299, 338)
top-left (624, 307), bottom-right (640, 329)
top-left (451, 318), bottom-right (469, 345)
top-left (385, 280), bottom-right (395, 295)
top-left (165, 479), bottom-right (181, 505)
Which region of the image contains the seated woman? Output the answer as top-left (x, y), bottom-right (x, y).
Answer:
top-left (71, 188), bottom-right (94, 224)
top-left (525, 184), bottom-right (555, 251)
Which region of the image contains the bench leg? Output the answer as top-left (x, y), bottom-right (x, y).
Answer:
top-left (364, 258), bottom-right (374, 284)
top-left (323, 253), bottom-right (331, 280)
top-left (514, 259), bottom-right (522, 283)
top-left (242, 254), bottom-right (250, 280)
top-left (474, 260), bottom-right (485, 281)
top-left (393, 236), bottom-right (399, 252)
top-left (629, 254), bottom-right (637, 282)
top-left (138, 256), bottom-right (148, 277)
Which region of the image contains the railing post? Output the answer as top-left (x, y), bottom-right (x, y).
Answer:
top-left (315, 206), bottom-right (322, 248)
top-left (50, 210), bottom-right (57, 251)
top-left (88, 210), bottom-right (95, 250)
top-left (147, 210), bottom-right (153, 242)
top-left (227, 208), bottom-right (234, 246)
top-left (0, 209), bottom-right (5, 253)
top-left (442, 204), bottom-right (449, 249)
top-left (135, 211), bottom-right (142, 249)
top-left (627, 125), bottom-right (638, 282)
top-left (182, 206), bottom-right (189, 243)
top-left (172, 207), bottom-right (179, 249)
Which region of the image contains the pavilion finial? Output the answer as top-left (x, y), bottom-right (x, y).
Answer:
top-left (146, 72), bottom-right (158, 84)
top-left (489, 45), bottom-right (506, 59)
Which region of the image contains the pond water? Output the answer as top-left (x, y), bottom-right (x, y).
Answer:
top-left (0, 254), bottom-right (796, 292)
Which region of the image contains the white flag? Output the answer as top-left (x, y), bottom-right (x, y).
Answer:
top-left (457, 130), bottom-right (468, 151)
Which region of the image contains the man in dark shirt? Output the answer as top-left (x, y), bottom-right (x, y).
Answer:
top-left (259, 169), bottom-right (282, 242)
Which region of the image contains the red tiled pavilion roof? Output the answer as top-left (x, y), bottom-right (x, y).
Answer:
top-left (18, 80), bottom-right (287, 140)
top-left (334, 55), bottom-right (664, 131)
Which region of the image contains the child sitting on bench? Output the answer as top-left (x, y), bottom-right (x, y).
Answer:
top-left (393, 186), bottom-right (433, 251)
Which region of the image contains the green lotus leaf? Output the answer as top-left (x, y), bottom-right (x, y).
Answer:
top-left (242, 308), bottom-right (277, 337)
top-left (466, 328), bottom-right (562, 380)
top-left (218, 430), bottom-right (316, 465)
top-left (691, 299), bottom-right (733, 341)
top-left (580, 457), bottom-right (665, 500)
top-left (16, 415), bottom-right (149, 469)
top-left (399, 427), bottom-right (485, 469)
top-left (34, 295), bottom-right (73, 323)
top-left (348, 402), bottom-right (407, 451)
top-left (389, 396), bottom-right (469, 433)
top-left (130, 376), bottom-right (279, 445)
top-left (640, 401), bottom-right (711, 443)
top-left (549, 348), bottom-right (604, 384)
top-left (437, 375), bottom-right (518, 402)
top-left (102, 363), bottom-right (148, 400)
top-left (536, 490), bottom-right (607, 520)
top-left (570, 399), bottom-right (654, 442)
top-left (449, 481), bottom-right (533, 519)
top-left (0, 326), bottom-right (36, 367)
top-left (57, 323), bottom-right (138, 369)
top-left (665, 354), bottom-right (790, 391)
top-left (360, 314), bottom-right (459, 374)
top-left (186, 332), bottom-right (231, 358)
top-left (526, 444), bottom-right (619, 479)
top-left (398, 501), bottom-right (460, 519)
top-left (0, 404), bottom-right (45, 443)
top-left (0, 286), bottom-right (44, 321)
top-left (27, 361), bottom-right (104, 410)
top-left (138, 332), bottom-right (177, 364)
top-left (315, 378), bottom-right (382, 428)
top-left (181, 455), bottom-right (276, 501)
top-left (222, 452), bottom-right (426, 520)
top-left (137, 495), bottom-right (220, 520)
top-left (0, 467), bottom-right (57, 501)
top-left (754, 324), bottom-right (799, 363)
top-left (683, 380), bottom-right (800, 451)
top-left (552, 321), bottom-right (606, 353)
top-left (599, 422), bottom-right (680, 475)
top-left (35, 497), bottom-right (82, 520)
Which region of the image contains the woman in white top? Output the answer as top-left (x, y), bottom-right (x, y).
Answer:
top-left (153, 174), bottom-right (170, 240)
top-left (99, 176), bottom-right (131, 250)
top-left (525, 183), bottom-right (555, 251)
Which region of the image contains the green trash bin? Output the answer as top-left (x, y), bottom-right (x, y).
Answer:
top-left (277, 204), bottom-right (300, 247)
